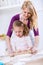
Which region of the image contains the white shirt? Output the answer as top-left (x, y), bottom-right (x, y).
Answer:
top-left (11, 32), bottom-right (32, 51)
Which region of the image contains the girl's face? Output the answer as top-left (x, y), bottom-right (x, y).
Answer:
top-left (13, 26), bottom-right (24, 37)
top-left (22, 8), bottom-right (31, 20)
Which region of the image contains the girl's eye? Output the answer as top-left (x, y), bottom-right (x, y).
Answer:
top-left (15, 32), bottom-right (17, 33)
top-left (24, 12), bottom-right (26, 13)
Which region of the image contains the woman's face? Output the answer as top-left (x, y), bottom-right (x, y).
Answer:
top-left (22, 8), bottom-right (31, 20)
top-left (13, 26), bottom-right (23, 37)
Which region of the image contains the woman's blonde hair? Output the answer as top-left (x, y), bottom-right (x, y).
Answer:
top-left (13, 20), bottom-right (29, 36)
top-left (22, 0), bottom-right (38, 29)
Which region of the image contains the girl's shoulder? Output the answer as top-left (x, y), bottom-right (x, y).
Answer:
top-left (24, 34), bottom-right (30, 39)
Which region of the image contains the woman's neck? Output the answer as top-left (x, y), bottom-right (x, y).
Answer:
top-left (20, 14), bottom-right (28, 25)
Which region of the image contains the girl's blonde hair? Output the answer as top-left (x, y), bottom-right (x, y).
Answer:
top-left (22, 0), bottom-right (38, 29)
top-left (13, 20), bottom-right (29, 36)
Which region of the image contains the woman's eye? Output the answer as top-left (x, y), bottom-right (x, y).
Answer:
top-left (28, 12), bottom-right (31, 15)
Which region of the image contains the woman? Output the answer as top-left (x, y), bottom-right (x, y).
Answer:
top-left (6, 1), bottom-right (39, 56)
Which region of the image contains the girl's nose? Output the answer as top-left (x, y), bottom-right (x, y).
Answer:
top-left (25, 13), bottom-right (28, 17)
top-left (16, 32), bottom-right (20, 36)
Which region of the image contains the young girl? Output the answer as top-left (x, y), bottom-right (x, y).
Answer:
top-left (11, 20), bottom-right (32, 56)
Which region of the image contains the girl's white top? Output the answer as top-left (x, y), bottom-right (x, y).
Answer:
top-left (11, 32), bottom-right (32, 51)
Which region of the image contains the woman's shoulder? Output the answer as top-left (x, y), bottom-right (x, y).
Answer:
top-left (10, 14), bottom-right (20, 24)
top-left (11, 14), bottom-right (20, 20)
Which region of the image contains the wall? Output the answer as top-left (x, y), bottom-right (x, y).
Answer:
top-left (0, 6), bottom-right (21, 34)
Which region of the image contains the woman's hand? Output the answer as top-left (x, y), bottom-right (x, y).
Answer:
top-left (8, 52), bottom-right (15, 57)
top-left (30, 46), bottom-right (37, 54)
top-left (31, 36), bottom-right (39, 54)
top-left (6, 49), bottom-right (15, 57)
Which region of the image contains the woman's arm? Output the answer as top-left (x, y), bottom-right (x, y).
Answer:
top-left (6, 14), bottom-right (19, 50)
top-left (31, 21), bottom-right (39, 53)
top-left (30, 36), bottom-right (39, 54)
top-left (6, 36), bottom-right (15, 56)
top-left (7, 14), bottom-right (19, 37)
top-left (33, 20), bottom-right (39, 47)
top-left (6, 14), bottom-right (20, 56)
top-left (6, 36), bottom-right (13, 52)
top-left (33, 36), bottom-right (39, 48)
